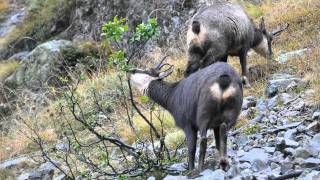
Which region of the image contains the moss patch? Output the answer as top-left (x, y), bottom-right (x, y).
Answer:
top-left (0, 60), bottom-right (20, 81)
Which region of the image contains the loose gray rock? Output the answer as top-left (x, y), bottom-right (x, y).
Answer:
top-left (280, 162), bottom-right (293, 174)
top-left (55, 143), bottom-right (70, 152)
top-left (265, 74), bottom-right (306, 98)
top-left (276, 138), bottom-right (299, 151)
top-left (235, 135), bottom-right (249, 146)
top-left (297, 170), bottom-right (320, 180)
top-left (282, 110), bottom-right (301, 117)
top-left (306, 121), bottom-right (320, 133)
top-left (294, 147), bottom-right (313, 159)
top-left (299, 158), bottom-right (320, 168)
top-left (18, 171), bottom-right (42, 180)
top-left (251, 159), bottom-right (267, 172)
top-left (0, 103), bottom-right (10, 116)
top-left (308, 133), bottom-right (320, 152)
top-left (312, 111), bottom-right (320, 120)
top-left (147, 176), bottom-right (156, 180)
top-left (269, 122), bottom-right (302, 133)
top-left (256, 100), bottom-right (268, 113)
top-left (163, 175), bottom-right (187, 180)
top-left (279, 93), bottom-right (295, 104)
top-left (239, 148), bottom-right (270, 163)
top-left (167, 163), bottom-right (187, 172)
top-left (284, 147), bottom-right (296, 156)
top-left (7, 51), bottom-right (29, 62)
top-left (284, 129), bottom-right (297, 140)
top-left (5, 40), bottom-right (85, 89)
top-left (276, 48), bottom-right (310, 64)
top-left (270, 162), bottom-right (280, 169)
top-left (0, 9), bottom-right (26, 38)
top-left (292, 100), bottom-right (305, 111)
top-left (263, 147), bottom-right (276, 154)
top-left (267, 96), bottom-right (278, 110)
top-left (239, 107), bottom-right (255, 120)
top-left (242, 96), bottom-right (257, 110)
top-left (0, 156), bottom-right (33, 169)
top-left (38, 162), bottom-right (56, 175)
top-left (54, 174), bottom-right (66, 180)
top-left (238, 162), bottom-right (251, 169)
top-left (196, 169), bottom-right (226, 180)
top-left (227, 165), bottom-right (241, 177)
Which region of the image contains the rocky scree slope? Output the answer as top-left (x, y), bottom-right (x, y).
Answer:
top-left (1, 64), bottom-right (320, 179)
top-left (161, 72), bottom-right (320, 179)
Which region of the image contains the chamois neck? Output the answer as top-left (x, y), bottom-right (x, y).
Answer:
top-left (252, 28), bottom-right (263, 48)
top-left (147, 80), bottom-right (179, 109)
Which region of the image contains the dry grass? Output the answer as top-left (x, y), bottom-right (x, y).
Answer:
top-left (0, 92), bottom-right (60, 161)
top-left (0, 61), bottom-right (20, 81)
top-left (117, 109), bottom-right (178, 144)
top-left (0, 0), bottom-right (8, 12)
top-left (0, 117), bottom-right (58, 161)
top-left (304, 49), bottom-right (320, 106)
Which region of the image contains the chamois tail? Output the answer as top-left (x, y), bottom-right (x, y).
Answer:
top-left (192, 21), bottom-right (201, 34)
top-left (218, 74), bottom-right (232, 90)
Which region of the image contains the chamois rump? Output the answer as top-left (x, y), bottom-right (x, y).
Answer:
top-left (128, 59), bottom-right (243, 171)
top-left (186, 1), bottom-right (288, 86)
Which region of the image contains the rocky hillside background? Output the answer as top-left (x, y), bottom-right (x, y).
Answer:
top-left (0, 0), bottom-right (320, 179)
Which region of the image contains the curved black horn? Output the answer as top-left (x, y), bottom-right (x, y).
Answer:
top-left (158, 64), bottom-right (174, 79)
top-left (272, 23), bottom-right (289, 36)
top-left (155, 55), bottom-right (169, 70)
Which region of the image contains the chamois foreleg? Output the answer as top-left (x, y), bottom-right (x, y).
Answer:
top-left (198, 126), bottom-right (208, 171)
top-left (213, 127), bottom-right (220, 150)
top-left (239, 50), bottom-right (250, 87)
top-left (185, 126), bottom-right (197, 170)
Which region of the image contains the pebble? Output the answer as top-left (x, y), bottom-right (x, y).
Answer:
top-left (196, 169), bottom-right (226, 180)
top-left (312, 111), bottom-right (320, 120)
top-left (239, 148), bottom-right (270, 163)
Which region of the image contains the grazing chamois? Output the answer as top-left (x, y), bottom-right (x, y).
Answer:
top-left (128, 58), bottom-right (243, 171)
top-left (185, 1), bottom-right (288, 86)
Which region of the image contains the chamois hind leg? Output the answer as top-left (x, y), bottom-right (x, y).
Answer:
top-left (185, 126), bottom-right (197, 170)
top-left (198, 126), bottom-right (208, 171)
top-left (213, 127), bottom-right (220, 150)
top-left (219, 122), bottom-right (229, 171)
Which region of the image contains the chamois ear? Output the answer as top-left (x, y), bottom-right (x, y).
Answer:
top-left (259, 17), bottom-right (266, 31)
top-left (158, 65), bottom-right (174, 79)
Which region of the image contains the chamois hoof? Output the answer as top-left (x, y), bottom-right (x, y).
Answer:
top-left (241, 76), bottom-right (251, 88)
top-left (219, 158), bottom-right (229, 171)
top-left (186, 168), bottom-right (201, 179)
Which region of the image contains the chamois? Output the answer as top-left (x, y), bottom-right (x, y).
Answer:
top-left (185, 1), bottom-right (288, 86)
top-left (128, 58), bottom-right (243, 171)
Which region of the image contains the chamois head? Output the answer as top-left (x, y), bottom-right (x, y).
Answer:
top-left (128, 56), bottom-right (174, 94)
top-left (254, 17), bottom-right (289, 59)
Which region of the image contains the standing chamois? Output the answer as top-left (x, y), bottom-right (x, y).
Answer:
top-left (128, 58), bottom-right (243, 171)
top-left (185, 1), bottom-right (288, 86)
